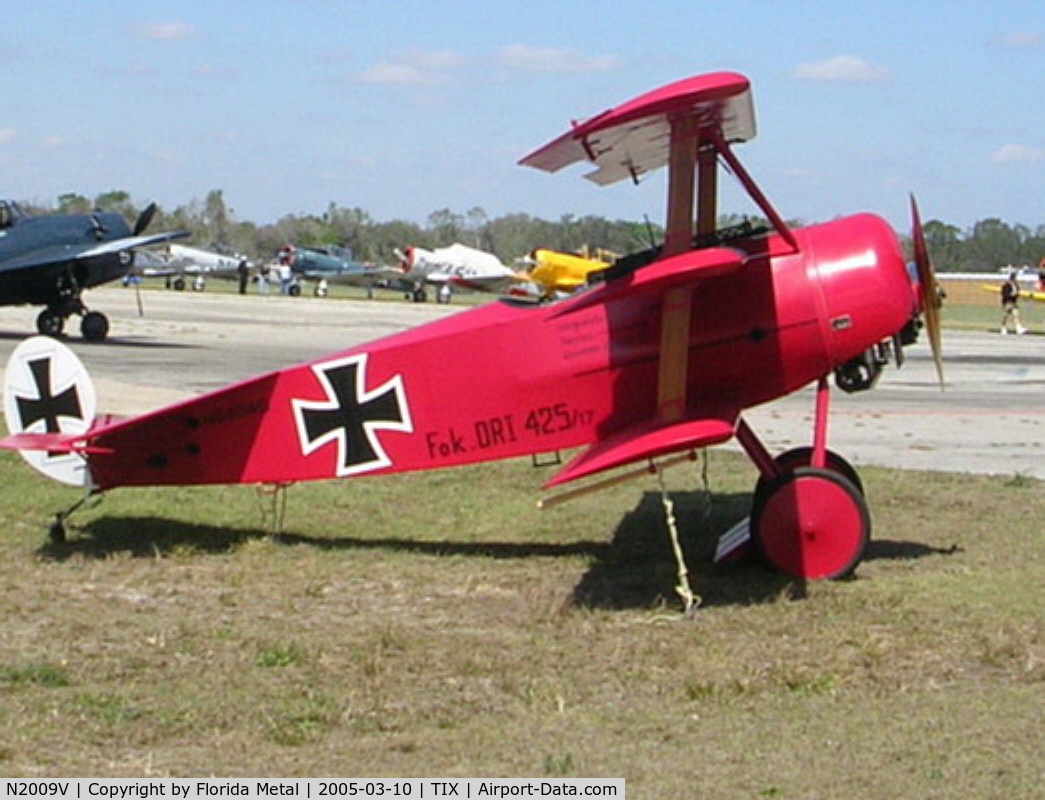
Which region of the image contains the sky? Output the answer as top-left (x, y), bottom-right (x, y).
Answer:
top-left (3, 0), bottom-right (1045, 234)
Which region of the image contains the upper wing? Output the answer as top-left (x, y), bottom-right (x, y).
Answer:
top-left (519, 72), bottom-right (754, 185)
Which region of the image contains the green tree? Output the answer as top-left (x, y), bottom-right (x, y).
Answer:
top-left (93, 190), bottom-right (137, 219)
top-left (922, 220), bottom-right (965, 271)
top-left (55, 193), bottom-right (91, 214)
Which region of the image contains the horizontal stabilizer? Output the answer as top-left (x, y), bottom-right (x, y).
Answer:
top-left (545, 414), bottom-right (737, 488)
top-left (0, 431), bottom-right (111, 455)
top-left (552, 246), bottom-right (745, 318)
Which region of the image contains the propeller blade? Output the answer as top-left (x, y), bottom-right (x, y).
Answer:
top-left (910, 195), bottom-right (944, 389)
top-left (133, 202), bottom-right (157, 236)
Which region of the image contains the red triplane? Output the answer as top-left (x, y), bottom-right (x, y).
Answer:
top-left (2, 72), bottom-right (942, 583)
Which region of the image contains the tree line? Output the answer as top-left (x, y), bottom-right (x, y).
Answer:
top-left (30, 189), bottom-right (1045, 272)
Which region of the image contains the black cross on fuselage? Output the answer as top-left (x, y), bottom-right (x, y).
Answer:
top-left (297, 358), bottom-right (408, 475)
top-left (16, 357), bottom-right (82, 433)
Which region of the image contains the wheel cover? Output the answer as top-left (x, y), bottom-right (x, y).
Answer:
top-left (754, 468), bottom-right (869, 580)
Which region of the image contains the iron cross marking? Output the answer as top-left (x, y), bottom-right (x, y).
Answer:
top-left (16, 357), bottom-right (82, 433)
top-left (293, 354), bottom-right (412, 477)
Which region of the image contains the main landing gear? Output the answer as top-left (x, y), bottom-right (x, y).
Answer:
top-left (37, 300), bottom-right (111, 343)
top-left (736, 377), bottom-right (870, 580)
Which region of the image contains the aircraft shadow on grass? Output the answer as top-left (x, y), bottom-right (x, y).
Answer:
top-left (571, 491), bottom-right (962, 610)
top-left (40, 489), bottom-right (960, 611)
top-left (40, 515), bottom-right (609, 562)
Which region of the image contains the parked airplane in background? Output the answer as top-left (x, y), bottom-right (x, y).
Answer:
top-left (160, 243), bottom-right (248, 291)
top-left (394, 243), bottom-right (523, 302)
top-left (0, 200), bottom-right (187, 341)
top-left (2, 72), bottom-right (942, 593)
top-left (276, 245), bottom-right (399, 296)
top-left (520, 247), bottom-right (616, 300)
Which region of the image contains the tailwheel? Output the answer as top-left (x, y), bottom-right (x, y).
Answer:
top-left (751, 467), bottom-right (870, 580)
top-left (36, 308), bottom-right (66, 337)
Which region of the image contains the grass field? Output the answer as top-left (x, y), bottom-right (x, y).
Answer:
top-left (1, 444), bottom-right (1044, 795)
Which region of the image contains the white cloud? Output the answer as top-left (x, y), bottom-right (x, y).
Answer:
top-left (495, 44), bottom-right (620, 74)
top-left (793, 55), bottom-right (889, 82)
top-left (0, 129), bottom-right (15, 145)
top-left (991, 143), bottom-right (1044, 165)
top-left (357, 45), bottom-right (618, 85)
top-left (992, 31), bottom-right (1044, 49)
top-left (132, 22), bottom-right (195, 41)
top-left (357, 50), bottom-right (463, 86)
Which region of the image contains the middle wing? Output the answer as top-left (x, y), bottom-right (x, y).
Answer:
top-left (543, 246), bottom-right (748, 487)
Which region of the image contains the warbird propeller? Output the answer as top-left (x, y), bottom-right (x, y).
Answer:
top-left (2, 73), bottom-right (942, 583)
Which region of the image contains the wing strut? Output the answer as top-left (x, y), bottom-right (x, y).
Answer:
top-left (658, 115), bottom-right (722, 423)
top-left (711, 129), bottom-right (798, 252)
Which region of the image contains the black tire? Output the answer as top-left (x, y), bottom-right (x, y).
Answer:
top-left (757, 446), bottom-right (864, 497)
top-left (81, 311), bottom-right (110, 342)
top-left (36, 309), bottom-right (65, 338)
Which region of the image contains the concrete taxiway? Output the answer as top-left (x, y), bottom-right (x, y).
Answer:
top-left (1, 287), bottom-right (1043, 479)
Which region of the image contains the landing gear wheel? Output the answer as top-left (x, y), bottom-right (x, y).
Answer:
top-left (80, 311), bottom-right (109, 342)
top-left (751, 467), bottom-right (870, 580)
top-left (36, 309), bottom-right (65, 338)
top-left (758, 446), bottom-right (863, 496)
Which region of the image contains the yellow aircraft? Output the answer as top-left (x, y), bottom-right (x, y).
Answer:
top-left (522, 247), bottom-right (616, 299)
top-left (981, 275), bottom-right (1045, 303)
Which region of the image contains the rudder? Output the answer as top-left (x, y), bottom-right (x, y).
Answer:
top-left (2, 336), bottom-right (97, 486)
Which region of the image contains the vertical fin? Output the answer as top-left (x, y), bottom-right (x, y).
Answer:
top-left (3, 337), bottom-right (97, 486)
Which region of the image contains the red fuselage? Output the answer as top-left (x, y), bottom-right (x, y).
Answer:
top-left (84, 213), bottom-right (916, 491)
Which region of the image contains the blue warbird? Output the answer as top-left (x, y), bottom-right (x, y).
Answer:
top-left (0, 199), bottom-right (186, 341)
